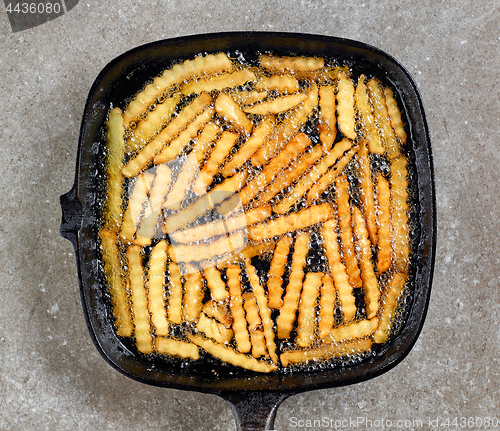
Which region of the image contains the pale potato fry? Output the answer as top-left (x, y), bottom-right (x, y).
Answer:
top-left (254, 74), bottom-right (299, 93)
top-left (276, 232), bottom-right (309, 339)
top-left (196, 312), bottom-right (234, 344)
top-left (226, 266), bottom-right (251, 353)
top-left (376, 172), bottom-right (392, 274)
top-left (146, 240), bottom-right (170, 336)
top-left (99, 229), bottom-right (133, 337)
top-left (122, 92), bottom-right (212, 177)
top-left (123, 52), bottom-right (232, 126)
top-left (267, 234), bottom-right (293, 310)
top-left (355, 75), bottom-right (384, 154)
top-left (216, 241), bottom-right (276, 268)
top-left (243, 93), bottom-right (307, 115)
top-left (318, 273), bottom-right (336, 340)
top-left (188, 333), bottom-right (278, 373)
top-left (357, 141), bottom-right (378, 245)
top-left (166, 258), bottom-right (183, 324)
top-left (296, 272), bottom-right (322, 347)
top-left (318, 85), bottom-right (337, 151)
top-left (352, 206), bottom-right (380, 319)
top-left (190, 122), bottom-right (221, 165)
top-left (181, 68), bottom-right (256, 95)
top-left (127, 245), bottom-right (153, 354)
top-left (103, 107), bottom-right (126, 232)
top-left (214, 92), bottom-right (253, 134)
top-left (248, 203), bottom-right (334, 242)
top-left (202, 300), bottom-right (233, 328)
top-left (155, 337), bottom-right (200, 360)
top-left (203, 266), bottom-right (229, 301)
top-left (336, 72), bottom-right (357, 140)
top-left (259, 54), bottom-right (324, 75)
top-left (281, 338), bottom-right (372, 367)
top-left (384, 86), bottom-right (407, 143)
top-left (322, 318), bottom-right (379, 344)
top-left (322, 218), bottom-right (357, 321)
top-left (242, 292), bottom-right (267, 358)
top-left (182, 265), bottom-right (204, 323)
top-left (230, 89), bottom-right (269, 106)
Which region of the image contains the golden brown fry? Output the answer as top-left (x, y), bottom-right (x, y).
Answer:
top-left (242, 292), bottom-right (267, 358)
top-left (155, 337), bottom-right (200, 360)
top-left (322, 218), bottom-right (357, 321)
top-left (226, 266), bottom-right (251, 353)
top-left (127, 245), bottom-right (153, 354)
top-left (276, 232), bottom-right (309, 339)
top-left (376, 172), bottom-right (392, 274)
top-left (318, 85), bottom-right (337, 150)
top-left (355, 75), bottom-right (384, 154)
top-left (181, 69), bottom-right (256, 95)
top-left (196, 312), bottom-right (234, 344)
top-left (352, 206), bottom-right (380, 319)
top-left (122, 93), bottom-right (212, 177)
top-left (187, 333), bottom-right (278, 373)
top-left (266, 234), bottom-right (293, 310)
top-left (103, 107), bottom-right (126, 232)
top-left (259, 54), bottom-right (324, 75)
top-left (280, 338), bottom-right (372, 367)
top-left (243, 93), bottom-right (307, 115)
top-left (190, 122), bottom-right (221, 165)
top-left (318, 273), bottom-right (335, 340)
top-left (335, 175), bottom-right (363, 288)
top-left (248, 203), bottom-right (334, 242)
top-left (202, 300), bottom-right (233, 328)
top-left (182, 265), bottom-right (204, 323)
top-left (161, 152), bottom-right (199, 212)
top-left (146, 240), bottom-right (170, 336)
top-left (254, 75), bottom-right (299, 93)
top-left (216, 241), bottom-right (276, 268)
top-left (373, 272), bottom-right (407, 344)
top-left (384, 86), bottom-right (407, 144)
top-left (214, 93), bottom-right (253, 134)
top-left (322, 318), bottom-right (379, 344)
top-left (230, 89), bottom-right (268, 106)
top-left (273, 137), bottom-right (354, 214)
top-left (296, 272), bottom-right (322, 347)
top-left (203, 266), bottom-right (229, 301)
top-left (166, 258), bottom-right (183, 325)
top-left (357, 141), bottom-right (378, 245)
top-left (336, 72), bottom-right (357, 140)
top-left (99, 229), bottom-right (133, 337)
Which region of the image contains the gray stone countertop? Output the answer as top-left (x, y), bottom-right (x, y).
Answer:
top-left (1, 1), bottom-right (499, 430)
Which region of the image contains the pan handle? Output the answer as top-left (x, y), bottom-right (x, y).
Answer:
top-left (59, 184), bottom-right (82, 245)
top-left (220, 390), bottom-right (295, 431)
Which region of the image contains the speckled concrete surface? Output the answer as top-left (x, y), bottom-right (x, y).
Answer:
top-left (1, 1), bottom-right (499, 430)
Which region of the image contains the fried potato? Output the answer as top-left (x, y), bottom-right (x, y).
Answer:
top-left (202, 299), bottom-right (233, 328)
top-left (318, 84), bottom-right (337, 150)
top-left (318, 273), bottom-right (336, 340)
top-left (376, 172), bottom-right (392, 274)
top-left (190, 122), bottom-right (221, 165)
top-left (196, 312), bottom-right (233, 344)
top-left (182, 264), bottom-right (204, 323)
top-left (355, 75), bottom-right (384, 154)
top-left (155, 337), bottom-right (200, 360)
top-left (166, 258), bottom-right (183, 324)
top-left (243, 93), bottom-right (307, 115)
top-left (214, 92), bottom-right (253, 134)
top-left (242, 291), bottom-right (267, 358)
top-left (357, 141), bottom-right (378, 245)
top-left (336, 72), bottom-right (357, 140)
top-left (384, 86), bottom-right (407, 144)
top-left (259, 54), bottom-right (325, 76)
top-left (161, 152), bottom-right (199, 212)
top-left (322, 318), bottom-right (379, 344)
top-left (254, 74), bottom-right (299, 93)
top-left (266, 234), bottom-right (293, 310)
top-left (216, 241), bottom-right (276, 268)
top-left (230, 89), bottom-right (269, 106)
top-left (296, 272), bottom-right (322, 347)
top-left (203, 266), bottom-right (229, 301)
top-left (181, 68), bottom-right (256, 95)
top-left (226, 265), bottom-right (251, 353)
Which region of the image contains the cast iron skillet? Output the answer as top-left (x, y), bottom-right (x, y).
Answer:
top-left (60, 32), bottom-right (435, 430)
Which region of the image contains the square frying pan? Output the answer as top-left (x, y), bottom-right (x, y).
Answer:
top-left (60, 32), bottom-right (436, 430)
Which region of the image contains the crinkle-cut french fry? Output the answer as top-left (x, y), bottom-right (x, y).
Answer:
top-left (251, 84), bottom-right (318, 167)
top-left (254, 74), bottom-right (300, 93)
top-left (336, 72), bottom-right (357, 140)
top-left (134, 164), bottom-right (172, 245)
top-left (182, 264), bottom-right (204, 323)
top-left (318, 273), bottom-right (335, 340)
top-left (226, 266), bottom-right (251, 353)
top-left (122, 93), bottom-right (212, 177)
top-left (217, 241), bottom-right (276, 268)
top-left (166, 259), bottom-right (183, 325)
top-left (196, 312), bottom-right (234, 344)
top-left (103, 108), bottom-right (126, 232)
top-left (280, 338), bottom-right (372, 367)
top-left (214, 93), bottom-right (253, 135)
top-left (352, 206), bottom-right (380, 319)
top-left (127, 245), bottom-right (153, 354)
top-left (221, 117), bottom-right (274, 177)
top-left (123, 52), bottom-right (232, 127)
top-left (318, 85), bottom-right (337, 151)
top-left (259, 54), bottom-right (325, 75)
top-left (230, 89), bottom-right (268, 106)
top-left (276, 232), bottom-right (309, 339)
top-left (355, 75), bottom-right (384, 155)
top-left (296, 272), bottom-right (322, 347)
top-left (203, 266), bottom-right (229, 301)
top-left (242, 292), bottom-right (267, 358)
top-left (273, 138), bottom-right (354, 214)
top-left (161, 152), bottom-right (199, 212)
top-left (366, 78), bottom-right (401, 159)
top-left (305, 145), bottom-right (359, 204)
top-left (243, 93), bottom-right (307, 115)
top-left (163, 170), bottom-right (247, 234)
top-left (373, 272), bottom-right (407, 344)
top-left (181, 68), bottom-right (256, 95)
top-left (190, 122), bottom-right (221, 166)
top-left (322, 318), bottom-right (379, 344)
top-left (146, 240), bottom-right (170, 336)
top-left (267, 234), bottom-right (293, 310)
top-left (376, 172), bottom-right (392, 274)
top-left (187, 333), bottom-right (278, 373)
top-left (192, 131), bottom-right (240, 195)
top-left (155, 337), bottom-right (200, 360)
top-left (335, 175), bottom-right (363, 288)
top-left (253, 145), bottom-right (324, 207)
top-left (245, 261), bottom-right (279, 363)
top-left (357, 141), bottom-right (378, 245)
top-left (202, 300), bottom-right (233, 328)
top-left (239, 132), bottom-right (312, 205)
top-left (153, 105), bottom-right (215, 165)
top-left (321, 218), bottom-right (357, 322)
top-left (384, 86), bottom-right (407, 144)
top-left (99, 229), bottom-right (133, 337)
top-left (248, 203), bottom-right (334, 242)
top-left (127, 93), bottom-right (181, 153)
top-left (119, 172), bottom-right (155, 244)
top-left (390, 155), bottom-right (410, 273)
